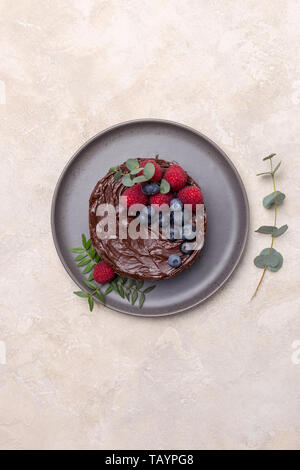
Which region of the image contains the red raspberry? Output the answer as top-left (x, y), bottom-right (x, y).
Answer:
top-left (178, 185), bottom-right (204, 211)
top-left (93, 262), bottom-right (115, 284)
top-left (121, 184), bottom-right (148, 208)
top-left (150, 192), bottom-right (173, 208)
top-left (138, 159), bottom-right (163, 182)
top-left (164, 164), bottom-right (187, 190)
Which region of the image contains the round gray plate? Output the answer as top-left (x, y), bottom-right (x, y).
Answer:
top-left (51, 119), bottom-right (249, 317)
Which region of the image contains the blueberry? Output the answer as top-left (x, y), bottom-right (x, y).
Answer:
top-left (168, 226), bottom-right (182, 241)
top-left (168, 254), bottom-right (182, 268)
top-left (170, 198), bottom-right (183, 211)
top-left (142, 182), bottom-right (160, 195)
top-left (140, 205), bottom-right (156, 225)
top-left (159, 213), bottom-right (170, 228)
top-left (138, 213), bottom-right (149, 225)
top-left (171, 210), bottom-right (184, 227)
top-left (182, 224), bottom-right (196, 241)
top-left (180, 241), bottom-right (194, 255)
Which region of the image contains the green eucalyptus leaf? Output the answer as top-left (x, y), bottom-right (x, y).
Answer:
top-left (122, 175), bottom-right (134, 187)
top-left (143, 162), bottom-right (155, 180)
top-left (83, 262), bottom-right (95, 274)
top-left (110, 280), bottom-right (120, 294)
top-left (136, 280), bottom-right (144, 290)
top-left (142, 285), bottom-right (156, 294)
top-left (254, 255), bottom-right (266, 269)
top-left (268, 258), bottom-right (283, 272)
top-left (88, 272), bottom-right (94, 281)
top-left (260, 248), bottom-right (283, 272)
top-left (255, 226), bottom-right (277, 235)
top-left (84, 280), bottom-right (97, 290)
top-left (160, 179), bottom-right (170, 194)
top-left (88, 247), bottom-right (96, 258)
top-left (86, 239), bottom-right (92, 249)
top-left (74, 291), bottom-right (89, 298)
top-left (139, 292), bottom-right (145, 308)
top-left (96, 290), bottom-right (105, 305)
top-left (272, 224), bottom-right (288, 238)
top-left (114, 170), bottom-right (122, 181)
top-left (74, 253), bottom-right (87, 261)
top-left (69, 247), bottom-right (85, 253)
top-left (254, 253), bottom-right (279, 269)
top-left (125, 290), bottom-right (131, 302)
top-left (273, 191), bottom-right (286, 206)
top-left (131, 289), bottom-right (138, 305)
top-left (109, 166), bottom-right (119, 172)
top-left (263, 153), bottom-right (276, 161)
top-left (88, 295), bottom-right (94, 312)
top-left (132, 175), bottom-right (147, 184)
top-left (77, 258), bottom-right (90, 267)
top-left (272, 161), bottom-right (282, 175)
top-left (118, 284), bottom-right (125, 298)
top-left (130, 167), bottom-right (142, 175)
top-left (126, 159), bottom-right (139, 171)
top-left (95, 254), bottom-right (100, 263)
top-left (263, 191), bottom-right (286, 209)
top-left (104, 285), bottom-right (113, 295)
top-left (127, 279), bottom-right (135, 289)
top-left (82, 233), bottom-right (88, 249)
top-left (257, 171), bottom-right (272, 177)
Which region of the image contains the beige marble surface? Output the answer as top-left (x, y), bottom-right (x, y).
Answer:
top-left (1, 0), bottom-right (300, 450)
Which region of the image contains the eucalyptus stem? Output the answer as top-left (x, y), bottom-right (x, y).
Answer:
top-left (269, 158), bottom-right (277, 253)
top-left (251, 158), bottom-right (278, 300)
top-left (252, 266), bottom-right (267, 300)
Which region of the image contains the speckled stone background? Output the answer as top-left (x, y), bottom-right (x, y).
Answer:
top-left (1, 0), bottom-right (300, 450)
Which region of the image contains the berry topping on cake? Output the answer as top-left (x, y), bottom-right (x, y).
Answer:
top-left (89, 157), bottom-right (206, 282)
top-left (164, 164), bottom-right (187, 190)
top-left (180, 242), bottom-right (194, 255)
top-left (93, 262), bottom-right (115, 284)
top-left (168, 254), bottom-right (182, 268)
top-left (139, 205), bottom-right (156, 225)
top-left (149, 192), bottom-right (173, 208)
top-left (138, 159), bottom-right (163, 182)
top-left (141, 182), bottom-right (160, 195)
top-left (182, 224), bottom-right (196, 241)
top-left (159, 213), bottom-right (170, 228)
top-left (178, 185), bottom-right (204, 211)
top-left (121, 184), bottom-right (149, 208)
top-left (170, 198), bottom-right (184, 211)
top-left (168, 226), bottom-right (182, 241)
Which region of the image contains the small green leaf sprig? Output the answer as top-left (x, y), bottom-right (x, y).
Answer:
top-left (69, 234), bottom-right (100, 278)
top-left (70, 234), bottom-right (105, 310)
top-left (109, 158), bottom-right (171, 194)
top-left (252, 154), bottom-right (288, 299)
top-left (70, 234), bottom-right (156, 311)
top-left (109, 277), bottom-right (156, 308)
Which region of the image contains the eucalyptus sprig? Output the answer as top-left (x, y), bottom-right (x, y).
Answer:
top-left (109, 158), bottom-right (170, 193)
top-left (252, 154), bottom-right (288, 299)
top-left (109, 158), bottom-right (155, 187)
top-left (69, 234), bottom-right (156, 310)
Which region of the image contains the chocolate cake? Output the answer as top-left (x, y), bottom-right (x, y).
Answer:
top-left (89, 158), bottom-right (206, 281)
